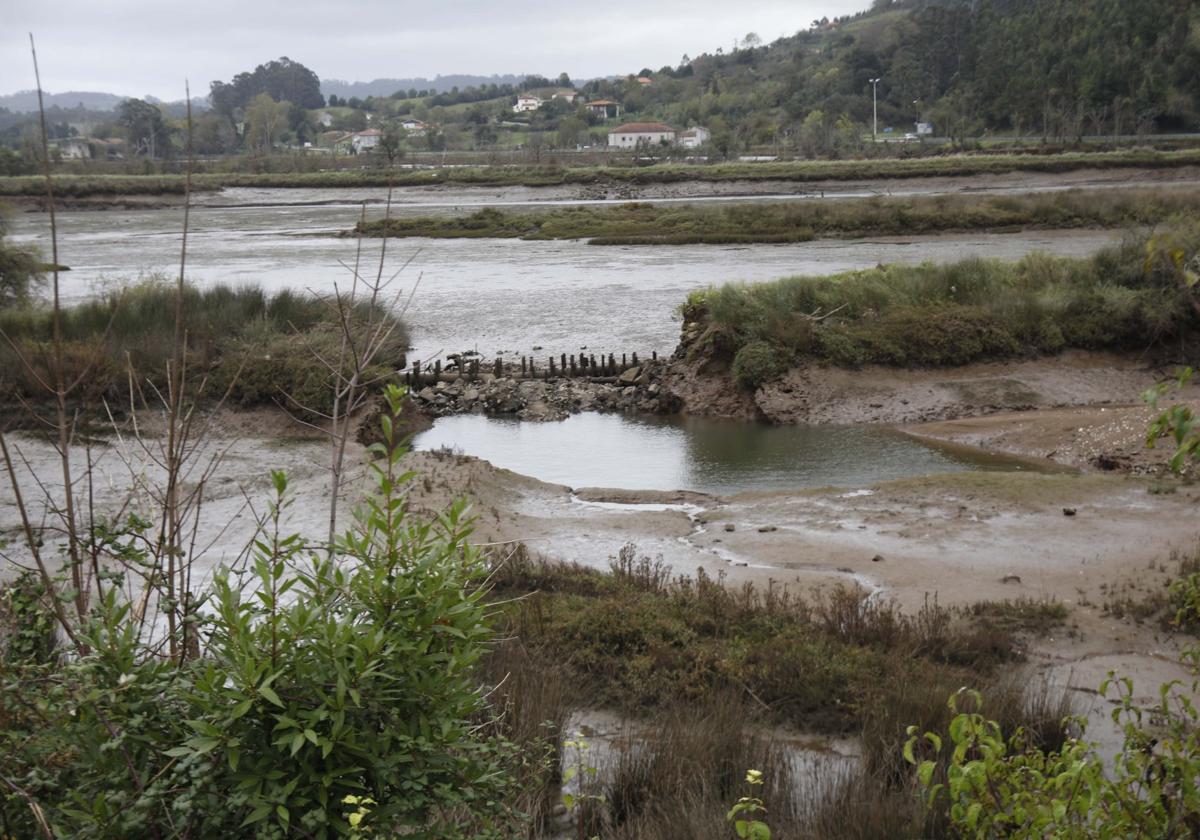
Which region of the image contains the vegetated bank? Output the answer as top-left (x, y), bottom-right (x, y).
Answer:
top-left (0, 281), bottom-right (408, 421)
top-left (3, 147), bottom-right (1200, 198)
top-left (354, 188), bottom-right (1200, 245)
top-left (675, 223), bottom-right (1200, 396)
top-left (481, 543), bottom-right (1073, 838)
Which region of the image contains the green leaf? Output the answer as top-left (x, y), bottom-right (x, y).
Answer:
top-left (240, 804), bottom-right (272, 827)
top-left (259, 684), bottom-right (284, 708)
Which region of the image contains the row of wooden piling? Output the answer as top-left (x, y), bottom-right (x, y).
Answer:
top-left (404, 350), bottom-right (658, 388)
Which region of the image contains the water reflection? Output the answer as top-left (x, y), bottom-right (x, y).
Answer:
top-left (413, 412), bottom-right (1030, 494)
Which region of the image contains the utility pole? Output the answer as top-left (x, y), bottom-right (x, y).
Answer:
top-left (913, 99), bottom-right (920, 132)
top-left (870, 78), bottom-right (881, 140)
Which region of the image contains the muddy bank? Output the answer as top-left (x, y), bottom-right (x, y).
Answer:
top-left (400, 446), bottom-right (1200, 755)
top-left (906, 400), bottom-right (1200, 473)
top-left (666, 335), bottom-right (1196, 428)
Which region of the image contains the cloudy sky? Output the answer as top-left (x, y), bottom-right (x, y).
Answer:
top-left (4, 0), bottom-right (869, 101)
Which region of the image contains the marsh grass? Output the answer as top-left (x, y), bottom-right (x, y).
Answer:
top-left (481, 546), bottom-right (1076, 839)
top-left (0, 280), bottom-right (409, 416)
top-left (5, 147), bottom-right (1200, 196)
top-left (687, 224), bottom-right (1200, 371)
top-left (357, 188), bottom-right (1200, 245)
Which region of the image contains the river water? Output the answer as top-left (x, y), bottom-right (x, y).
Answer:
top-left (413, 412), bottom-right (1040, 494)
top-left (8, 186), bottom-right (1121, 361)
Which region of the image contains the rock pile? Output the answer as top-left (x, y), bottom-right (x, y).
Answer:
top-left (410, 361), bottom-right (680, 422)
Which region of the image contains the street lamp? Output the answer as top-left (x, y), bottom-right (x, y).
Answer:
top-left (913, 99), bottom-right (920, 132)
top-left (869, 78), bottom-right (881, 140)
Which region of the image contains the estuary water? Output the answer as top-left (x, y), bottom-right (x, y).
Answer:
top-left (8, 189), bottom-right (1120, 361)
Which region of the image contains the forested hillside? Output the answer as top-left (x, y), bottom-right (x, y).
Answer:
top-left (588, 0), bottom-right (1200, 150)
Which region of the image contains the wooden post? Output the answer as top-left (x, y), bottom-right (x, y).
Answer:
top-left (608, 353), bottom-right (616, 375)
top-left (632, 352), bottom-right (639, 367)
top-left (521, 356), bottom-right (527, 376)
top-left (652, 350), bottom-right (657, 361)
top-left (549, 357), bottom-right (556, 377)
top-left (569, 355), bottom-right (577, 376)
top-left (590, 354), bottom-right (597, 370)
top-left (622, 352), bottom-right (627, 369)
top-left (561, 353), bottom-right (567, 373)
top-left (494, 357), bottom-right (503, 378)
top-left (434, 359), bottom-right (442, 381)
top-left (412, 360), bottom-right (421, 388)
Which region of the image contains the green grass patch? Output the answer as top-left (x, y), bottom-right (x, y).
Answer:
top-left (356, 188), bottom-right (1200, 245)
top-left (0, 280), bottom-right (408, 415)
top-left (684, 223), bottom-right (1200, 373)
top-left (4, 147), bottom-right (1200, 197)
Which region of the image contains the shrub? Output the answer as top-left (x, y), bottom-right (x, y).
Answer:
top-left (731, 341), bottom-right (787, 388)
top-left (0, 386), bottom-right (522, 838)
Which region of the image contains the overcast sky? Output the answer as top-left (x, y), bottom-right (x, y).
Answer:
top-left (4, 0), bottom-right (869, 101)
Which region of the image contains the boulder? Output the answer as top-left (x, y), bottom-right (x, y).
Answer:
top-left (618, 366), bottom-right (641, 385)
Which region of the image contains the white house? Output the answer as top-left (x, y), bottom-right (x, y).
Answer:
top-left (678, 126), bottom-right (711, 149)
top-left (351, 129), bottom-right (383, 153)
top-left (607, 122), bottom-right (676, 148)
top-left (551, 89), bottom-right (579, 104)
top-left (317, 111), bottom-right (334, 128)
top-left (513, 94), bottom-right (543, 113)
top-left (400, 118), bottom-right (427, 136)
top-left (52, 138), bottom-right (93, 159)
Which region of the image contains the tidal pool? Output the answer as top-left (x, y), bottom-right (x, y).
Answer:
top-left (413, 412), bottom-right (1036, 494)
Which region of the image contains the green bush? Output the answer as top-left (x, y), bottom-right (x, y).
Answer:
top-left (693, 224), bottom-right (1200, 370)
top-left (0, 387), bottom-right (522, 838)
top-left (0, 280), bottom-right (408, 412)
top-left (907, 670), bottom-right (1200, 838)
top-left (731, 341), bottom-right (787, 388)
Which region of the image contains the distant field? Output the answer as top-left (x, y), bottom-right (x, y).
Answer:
top-left (355, 187), bottom-right (1200, 245)
top-left (3, 147), bottom-right (1200, 197)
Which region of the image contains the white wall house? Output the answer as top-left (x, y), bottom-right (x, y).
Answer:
top-left (400, 118), bottom-right (427, 136)
top-left (351, 129), bottom-right (383, 153)
top-left (551, 89), bottom-right (578, 103)
top-left (678, 126), bottom-right (711, 148)
top-left (607, 122), bottom-right (676, 148)
top-left (52, 138), bottom-right (93, 159)
top-left (513, 94), bottom-right (543, 113)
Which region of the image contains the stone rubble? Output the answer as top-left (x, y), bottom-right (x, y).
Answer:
top-left (409, 360), bottom-right (680, 422)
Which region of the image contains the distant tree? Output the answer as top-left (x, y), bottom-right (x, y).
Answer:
top-left (557, 72), bottom-right (573, 88)
top-left (209, 57), bottom-right (323, 117)
top-left (556, 115), bottom-right (586, 148)
top-left (244, 94), bottom-right (290, 155)
top-left (377, 126), bottom-right (408, 164)
top-left (192, 112), bottom-right (237, 154)
top-left (741, 32), bottom-right (763, 49)
top-left (327, 94), bottom-right (342, 107)
top-left (117, 98), bottom-right (171, 158)
top-left (521, 75), bottom-right (552, 91)
top-left (287, 101), bottom-right (313, 143)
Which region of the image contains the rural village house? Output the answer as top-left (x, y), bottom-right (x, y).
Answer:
top-left (607, 121), bottom-right (676, 147)
top-left (400, 118), bottom-right (427, 136)
top-left (513, 93), bottom-right (542, 113)
top-left (679, 126), bottom-right (711, 148)
top-left (586, 99), bottom-right (620, 118)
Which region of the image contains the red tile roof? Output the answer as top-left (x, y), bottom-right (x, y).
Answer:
top-left (610, 122), bottom-right (674, 134)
